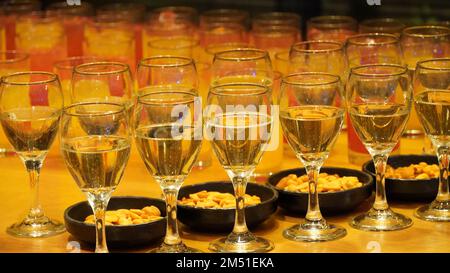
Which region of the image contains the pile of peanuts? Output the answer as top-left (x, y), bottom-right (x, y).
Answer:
top-left (386, 162), bottom-right (439, 179)
top-left (178, 190), bottom-right (261, 209)
top-left (276, 173), bottom-right (363, 193)
top-left (84, 206), bottom-right (162, 226)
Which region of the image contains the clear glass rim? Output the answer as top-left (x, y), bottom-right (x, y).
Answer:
top-left (214, 48), bottom-right (269, 62)
top-left (147, 36), bottom-right (199, 49)
top-left (138, 56), bottom-right (195, 68)
top-left (282, 72), bottom-right (341, 86)
top-left (63, 101), bottom-right (126, 117)
top-left (350, 63), bottom-right (408, 77)
top-left (0, 71), bottom-right (58, 85)
top-left (0, 51), bottom-right (29, 64)
top-left (74, 62), bottom-right (130, 76)
top-left (416, 58), bottom-right (450, 71)
top-left (402, 25), bottom-right (450, 38)
top-left (209, 83), bottom-right (269, 97)
top-left (346, 33), bottom-right (399, 46)
top-left (138, 90), bottom-right (197, 106)
top-left (308, 15), bottom-right (357, 29)
top-left (53, 56), bottom-right (100, 71)
top-left (291, 40), bottom-right (344, 53)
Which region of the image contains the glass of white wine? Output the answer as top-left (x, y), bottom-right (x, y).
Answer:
top-left (60, 102), bottom-right (131, 253)
top-left (347, 64), bottom-right (413, 231)
top-left (0, 72), bottom-right (65, 237)
top-left (279, 72), bottom-right (346, 242)
top-left (413, 58), bottom-right (450, 221)
top-left (211, 49), bottom-right (282, 181)
top-left (205, 83), bottom-right (274, 253)
top-left (133, 90), bottom-right (202, 253)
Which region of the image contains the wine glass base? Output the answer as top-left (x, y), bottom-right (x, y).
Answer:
top-left (283, 222), bottom-right (346, 242)
top-left (350, 208), bottom-right (412, 231)
top-left (209, 232), bottom-right (274, 253)
top-left (7, 216), bottom-right (65, 238)
top-left (148, 242), bottom-right (202, 253)
top-left (415, 201), bottom-right (450, 222)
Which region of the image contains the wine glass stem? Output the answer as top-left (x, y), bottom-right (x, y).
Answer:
top-left (91, 199), bottom-right (109, 253)
top-left (24, 159), bottom-right (44, 219)
top-left (162, 188), bottom-right (182, 246)
top-left (304, 164), bottom-right (324, 223)
top-left (436, 147), bottom-right (450, 202)
top-left (373, 154), bottom-right (389, 211)
top-left (232, 176), bottom-right (249, 234)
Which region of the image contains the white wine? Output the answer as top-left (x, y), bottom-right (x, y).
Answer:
top-left (1, 106), bottom-right (60, 158)
top-left (206, 112), bottom-right (272, 174)
top-left (349, 103), bottom-right (409, 154)
top-left (415, 90), bottom-right (450, 146)
top-left (135, 124), bottom-right (201, 188)
top-left (280, 106), bottom-right (344, 163)
top-left (62, 135), bottom-right (131, 194)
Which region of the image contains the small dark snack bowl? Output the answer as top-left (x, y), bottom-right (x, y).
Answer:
top-left (268, 167), bottom-right (373, 215)
top-left (177, 181), bottom-right (278, 232)
top-left (64, 196), bottom-right (166, 248)
top-left (362, 154), bottom-right (439, 202)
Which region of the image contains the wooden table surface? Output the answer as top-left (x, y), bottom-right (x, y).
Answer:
top-left (0, 132), bottom-right (449, 253)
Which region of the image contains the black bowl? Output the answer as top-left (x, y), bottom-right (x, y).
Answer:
top-left (64, 196), bottom-right (166, 248)
top-left (362, 154), bottom-right (439, 202)
top-left (268, 167), bottom-right (373, 215)
top-left (177, 181), bottom-right (278, 232)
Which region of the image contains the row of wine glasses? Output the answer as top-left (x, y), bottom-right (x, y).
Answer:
top-left (0, 53), bottom-right (449, 253)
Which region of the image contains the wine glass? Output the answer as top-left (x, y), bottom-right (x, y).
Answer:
top-left (345, 33), bottom-right (403, 68)
top-left (72, 62), bottom-right (134, 118)
top-left (133, 90), bottom-right (202, 253)
top-left (211, 48), bottom-right (273, 86)
top-left (279, 72), bottom-right (346, 241)
top-left (60, 102), bottom-right (131, 252)
top-left (0, 72), bottom-right (65, 237)
top-left (136, 56), bottom-right (198, 93)
top-left (205, 83), bottom-right (274, 252)
top-left (211, 48), bottom-right (281, 180)
top-left (289, 41), bottom-right (348, 81)
top-left (413, 58), bottom-right (450, 221)
top-left (346, 64), bottom-right (413, 231)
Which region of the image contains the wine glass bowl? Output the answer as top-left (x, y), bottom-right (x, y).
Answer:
top-left (136, 56), bottom-right (198, 90)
